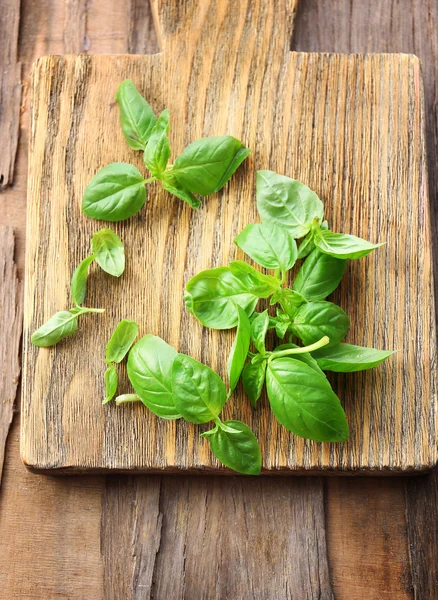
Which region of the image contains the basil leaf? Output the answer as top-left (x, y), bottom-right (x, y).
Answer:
top-left (82, 163), bottom-right (146, 222)
top-left (127, 334), bottom-right (181, 419)
top-left (256, 171), bottom-right (324, 238)
top-left (242, 358), bottom-right (267, 407)
top-left (293, 249), bottom-right (346, 301)
top-left (297, 231), bottom-right (315, 259)
top-left (312, 343), bottom-right (395, 372)
top-left (292, 301), bottom-right (350, 347)
top-left (115, 79), bottom-right (156, 150)
top-left (171, 136), bottom-right (250, 195)
top-left (204, 420), bottom-right (262, 475)
top-left (106, 319), bottom-right (139, 363)
top-left (172, 354), bottom-right (227, 424)
top-left (250, 310), bottom-right (270, 354)
top-left (103, 364), bottom-right (118, 404)
top-left (274, 318), bottom-right (290, 339)
top-left (229, 261), bottom-right (280, 296)
top-left (273, 344), bottom-right (327, 379)
top-left (31, 310), bottom-right (79, 347)
top-left (227, 306), bottom-right (251, 394)
top-left (273, 288), bottom-right (307, 319)
top-left (314, 229), bottom-right (385, 259)
top-left (161, 179), bottom-right (201, 209)
top-left (71, 255), bottom-right (95, 306)
top-left (266, 357), bottom-right (349, 442)
top-left (91, 228), bottom-right (125, 277)
top-left (144, 109), bottom-right (171, 176)
top-left (234, 222), bottom-right (298, 271)
top-left (184, 266), bottom-right (260, 329)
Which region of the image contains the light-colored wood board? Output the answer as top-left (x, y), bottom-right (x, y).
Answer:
top-left (22, 1), bottom-right (436, 474)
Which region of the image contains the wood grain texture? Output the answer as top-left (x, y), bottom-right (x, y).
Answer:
top-left (0, 228), bottom-right (22, 483)
top-left (22, 0), bottom-right (437, 474)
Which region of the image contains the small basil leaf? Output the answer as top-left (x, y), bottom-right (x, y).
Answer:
top-left (171, 136), bottom-right (250, 195)
top-left (274, 318), bottom-right (290, 339)
top-left (314, 229), bottom-right (385, 259)
top-left (273, 343), bottom-right (327, 379)
top-left (292, 301), bottom-right (350, 347)
top-left (144, 109), bottom-right (171, 176)
top-left (161, 179), bottom-right (201, 209)
top-left (205, 420), bottom-right (262, 475)
top-left (172, 354), bottom-right (227, 424)
top-left (234, 222), bottom-right (298, 271)
top-left (256, 171), bottom-right (324, 238)
top-left (229, 260), bottom-right (280, 296)
top-left (71, 255), bottom-right (95, 306)
top-left (297, 231), bottom-right (315, 259)
top-left (274, 288), bottom-right (307, 319)
top-left (293, 249), bottom-right (346, 301)
top-left (103, 364), bottom-right (118, 404)
top-left (31, 310), bottom-right (79, 347)
top-left (91, 228), bottom-right (125, 277)
top-left (250, 310), bottom-right (270, 354)
top-left (227, 306), bottom-right (251, 394)
top-left (266, 357), bottom-right (349, 442)
top-left (115, 79), bottom-right (156, 150)
top-left (242, 359), bottom-right (267, 407)
top-left (312, 343), bottom-right (395, 372)
top-left (184, 266), bottom-right (259, 330)
top-left (127, 334), bottom-right (181, 419)
top-left (106, 319), bottom-right (139, 364)
top-left (82, 163), bottom-right (146, 222)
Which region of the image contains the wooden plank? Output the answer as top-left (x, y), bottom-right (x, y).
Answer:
top-left (22, 0), bottom-right (436, 474)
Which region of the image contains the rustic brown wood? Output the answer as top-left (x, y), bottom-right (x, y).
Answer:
top-left (0, 228), bottom-right (22, 484)
top-left (0, 0), bottom-right (21, 189)
top-left (127, 0), bottom-right (159, 54)
top-left (22, 0), bottom-right (436, 474)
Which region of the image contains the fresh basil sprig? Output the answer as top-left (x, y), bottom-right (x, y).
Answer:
top-left (82, 80), bottom-right (250, 222)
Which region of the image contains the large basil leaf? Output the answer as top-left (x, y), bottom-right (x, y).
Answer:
top-left (234, 222), bottom-right (298, 271)
top-left (293, 249), bottom-right (346, 301)
top-left (31, 310), bottom-right (79, 347)
top-left (171, 136), bottom-right (250, 195)
top-left (314, 229), bottom-right (385, 259)
top-left (227, 306), bottom-right (251, 393)
top-left (203, 420), bottom-right (262, 475)
top-left (103, 364), bottom-right (118, 404)
top-left (70, 255), bottom-right (95, 306)
top-left (172, 354), bottom-right (227, 423)
top-left (82, 163), bottom-right (146, 222)
top-left (115, 79), bottom-right (156, 150)
top-left (242, 356), bottom-right (267, 407)
top-left (184, 267), bottom-right (260, 329)
top-left (250, 310), bottom-right (270, 354)
top-left (266, 357), bottom-right (349, 442)
top-left (127, 334), bottom-right (181, 419)
top-left (91, 228), bottom-right (125, 277)
top-left (229, 261), bottom-right (280, 296)
top-left (161, 179), bottom-right (201, 209)
top-left (256, 171), bottom-right (324, 238)
top-left (292, 301), bottom-right (350, 347)
top-left (144, 109), bottom-right (171, 176)
top-left (312, 343), bottom-right (395, 372)
top-left (106, 319), bottom-right (139, 364)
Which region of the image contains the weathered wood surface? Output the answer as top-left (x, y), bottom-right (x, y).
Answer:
top-left (22, 0), bottom-right (436, 474)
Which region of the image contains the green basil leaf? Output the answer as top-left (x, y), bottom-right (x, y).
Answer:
top-left (293, 249), bottom-right (346, 301)
top-left (266, 357), bottom-right (349, 442)
top-left (91, 228), bottom-right (125, 277)
top-left (297, 231), bottom-right (315, 259)
top-left (171, 136), bottom-right (250, 195)
top-left (31, 310), bottom-right (79, 347)
top-left (144, 109), bottom-right (171, 176)
top-left (256, 171), bottom-right (324, 238)
top-left (242, 358), bottom-right (267, 407)
top-left (273, 288), bottom-right (308, 319)
top-left (312, 343), bottom-right (395, 372)
top-left (314, 229), bottom-right (385, 259)
top-left (184, 267), bottom-right (260, 329)
top-left (172, 354), bottom-right (227, 424)
top-left (106, 319), bottom-right (139, 364)
top-left (70, 255), bottom-right (95, 306)
top-left (250, 310), bottom-right (270, 354)
top-left (82, 163), bottom-right (146, 222)
top-left (227, 306), bottom-right (251, 394)
top-left (127, 334), bottom-right (181, 419)
top-left (292, 301), bottom-right (350, 347)
top-left (103, 364), bottom-right (118, 404)
top-left (229, 261), bottom-right (280, 296)
top-left (204, 420), bottom-right (262, 475)
top-left (274, 319), bottom-right (290, 339)
top-left (115, 79), bottom-right (156, 150)
top-left (161, 179), bottom-right (201, 209)
top-left (234, 222), bottom-right (298, 271)
top-left (273, 344), bottom-right (327, 379)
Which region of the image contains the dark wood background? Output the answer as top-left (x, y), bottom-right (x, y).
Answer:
top-left (0, 1), bottom-right (437, 598)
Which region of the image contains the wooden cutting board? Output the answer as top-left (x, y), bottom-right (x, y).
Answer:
top-left (22, 0), bottom-right (437, 474)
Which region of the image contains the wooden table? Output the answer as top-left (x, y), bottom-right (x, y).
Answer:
top-left (0, 1), bottom-right (436, 598)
